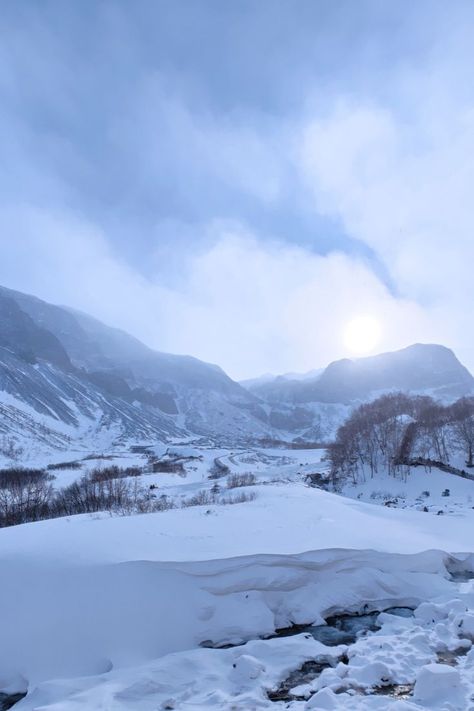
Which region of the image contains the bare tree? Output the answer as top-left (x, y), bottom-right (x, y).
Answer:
top-left (449, 397), bottom-right (474, 467)
top-left (0, 468), bottom-right (54, 526)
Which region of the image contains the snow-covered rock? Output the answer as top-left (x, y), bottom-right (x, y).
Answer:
top-left (348, 660), bottom-right (392, 687)
top-left (414, 663), bottom-right (463, 706)
top-left (306, 687), bottom-right (339, 708)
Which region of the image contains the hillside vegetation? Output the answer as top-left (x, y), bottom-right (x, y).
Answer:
top-left (330, 393), bottom-right (474, 485)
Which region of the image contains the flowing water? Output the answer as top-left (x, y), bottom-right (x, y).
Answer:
top-left (266, 606), bottom-right (415, 702)
top-left (271, 606), bottom-right (414, 647)
top-left (0, 693), bottom-right (27, 711)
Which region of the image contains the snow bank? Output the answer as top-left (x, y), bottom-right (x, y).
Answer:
top-left (0, 547), bottom-right (459, 693)
top-left (12, 575), bottom-right (474, 710)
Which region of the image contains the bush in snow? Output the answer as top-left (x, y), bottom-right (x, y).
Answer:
top-left (182, 490), bottom-right (217, 508)
top-left (0, 464), bottom-right (257, 528)
top-left (220, 491), bottom-right (257, 505)
top-left (370, 490), bottom-right (396, 502)
top-left (208, 459), bottom-right (231, 479)
top-left (181, 489), bottom-right (257, 508)
top-left (89, 465), bottom-right (143, 482)
top-left (135, 493), bottom-right (176, 514)
top-left (47, 460), bottom-right (82, 471)
top-left (55, 474), bottom-right (137, 516)
top-left (226, 473), bottom-right (257, 489)
top-left (0, 468), bottom-right (55, 526)
top-left (0, 467), bottom-right (176, 528)
top-left (151, 459), bottom-right (186, 475)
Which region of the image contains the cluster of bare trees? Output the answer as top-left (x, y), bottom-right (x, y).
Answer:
top-left (226, 472), bottom-right (257, 488)
top-left (0, 468), bottom-right (54, 526)
top-left (330, 393), bottom-right (474, 485)
top-left (0, 465), bottom-right (171, 528)
top-left (0, 463), bottom-right (260, 528)
top-left (181, 487), bottom-right (256, 507)
top-left (208, 458), bottom-right (231, 479)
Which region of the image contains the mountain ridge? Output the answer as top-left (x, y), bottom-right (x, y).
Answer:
top-left (0, 286), bottom-right (275, 456)
top-left (0, 284), bottom-right (473, 460)
top-left (243, 343), bottom-right (474, 405)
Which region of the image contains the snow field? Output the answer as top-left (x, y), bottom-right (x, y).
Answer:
top-left (1, 444), bottom-right (474, 709)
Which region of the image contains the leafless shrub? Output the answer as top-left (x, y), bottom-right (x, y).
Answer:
top-left (208, 459), bottom-right (230, 479)
top-left (370, 490), bottom-right (393, 501)
top-left (227, 472), bottom-right (257, 488)
top-left (0, 462), bottom-right (256, 528)
top-left (0, 468), bottom-right (55, 526)
top-left (219, 491), bottom-right (257, 505)
top-left (89, 465), bottom-right (143, 483)
top-left (181, 488), bottom-right (257, 508)
top-left (151, 459), bottom-right (186, 475)
top-left (124, 466), bottom-right (143, 477)
top-left (148, 494), bottom-right (176, 513)
top-left (47, 460), bottom-right (82, 471)
top-left (54, 474), bottom-right (133, 516)
top-left (182, 490), bottom-right (216, 508)
top-left (0, 467), bottom-right (49, 485)
top-left (82, 454), bottom-right (115, 461)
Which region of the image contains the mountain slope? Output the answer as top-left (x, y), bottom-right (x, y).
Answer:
top-left (240, 345), bottom-right (474, 440)
top-left (1, 284), bottom-right (472, 459)
top-left (0, 286), bottom-right (274, 459)
top-left (0, 286), bottom-right (245, 395)
top-left (310, 343), bottom-right (474, 403)
top-left (244, 344), bottom-right (474, 405)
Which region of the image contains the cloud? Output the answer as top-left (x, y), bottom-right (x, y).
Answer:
top-left (300, 94), bottom-right (474, 371)
top-left (0, 2), bottom-right (473, 378)
top-left (0, 210), bottom-right (431, 379)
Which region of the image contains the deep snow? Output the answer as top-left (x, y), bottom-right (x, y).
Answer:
top-left (1, 444), bottom-right (474, 709)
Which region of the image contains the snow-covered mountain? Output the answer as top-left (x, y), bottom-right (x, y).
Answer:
top-left (0, 286), bottom-right (274, 457)
top-left (1, 285), bottom-right (473, 458)
top-left (2, 293), bottom-right (474, 711)
top-left (240, 368), bottom-right (324, 391)
top-left (244, 344), bottom-right (474, 404)
top-left (241, 344), bottom-right (474, 441)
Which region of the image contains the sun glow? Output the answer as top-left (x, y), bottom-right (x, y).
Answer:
top-left (343, 315), bottom-right (382, 355)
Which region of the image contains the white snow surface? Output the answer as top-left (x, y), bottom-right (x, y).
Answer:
top-left (3, 481), bottom-right (474, 564)
top-left (2, 445), bottom-right (474, 710)
top-left (342, 464), bottom-right (474, 514)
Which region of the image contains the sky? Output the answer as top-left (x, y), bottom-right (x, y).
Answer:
top-left (0, 0), bottom-right (473, 380)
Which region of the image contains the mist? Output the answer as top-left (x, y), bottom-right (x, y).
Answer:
top-left (0, 0), bottom-right (473, 379)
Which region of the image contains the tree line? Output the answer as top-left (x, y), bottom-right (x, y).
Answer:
top-left (329, 393), bottom-right (474, 485)
top-left (0, 465), bottom-right (173, 528)
top-left (0, 464), bottom-right (259, 528)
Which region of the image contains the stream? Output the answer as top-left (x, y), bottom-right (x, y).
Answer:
top-left (0, 693), bottom-right (26, 711)
top-left (269, 606), bottom-right (415, 647)
top-left (266, 606), bottom-right (415, 702)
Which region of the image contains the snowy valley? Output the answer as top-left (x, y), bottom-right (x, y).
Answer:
top-left (2, 443), bottom-right (474, 710)
top-left (0, 287), bottom-right (474, 710)
top-left (3, 2), bottom-right (474, 709)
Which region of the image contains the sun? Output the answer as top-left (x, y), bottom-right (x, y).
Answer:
top-left (343, 315), bottom-right (381, 356)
